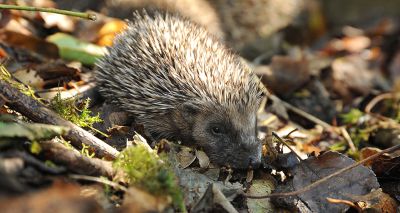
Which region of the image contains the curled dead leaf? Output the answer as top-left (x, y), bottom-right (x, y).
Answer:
top-left (196, 150), bottom-right (210, 169)
top-left (177, 147), bottom-right (196, 169)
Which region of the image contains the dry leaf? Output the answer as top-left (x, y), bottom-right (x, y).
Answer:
top-left (177, 147), bottom-right (196, 169)
top-left (246, 177), bottom-right (276, 213)
top-left (196, 150), bottom-right (210, 169)
top-left (272, 151), bottom-right (380, 212)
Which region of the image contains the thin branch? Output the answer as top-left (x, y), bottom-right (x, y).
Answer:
top-left (69, 174), bottom-right (128, 191)
top-left (326, 197), bottom-right (362, 213)
top-left (245, 143), bottom-right (400, 199)
top-left (365, 92), bottom-right (397, 113)
top-left (2, 150), bottom-right (66, 174)
top-left (267, 93), bottom-right (333, 130)
top-left (284, 128), bottom-right (299, 138)
top-left (272, 132), bottom-right (303, 161)
top-left (41, 140), bottom-right (115, 178)
top-left (0, 4), bottom-right (96, 20)
top-left (340, 127), bottom-right (356, 152)
top-left (213, 184), bottom-right (239, 213)
top-left (0, 79), bottom-right (119, 159)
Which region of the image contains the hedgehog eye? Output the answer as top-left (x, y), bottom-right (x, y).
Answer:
top-left (211, 126), bottom-right (224, 135)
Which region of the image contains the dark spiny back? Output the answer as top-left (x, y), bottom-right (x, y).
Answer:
top-left (96, 12), bottom-right (263, 124)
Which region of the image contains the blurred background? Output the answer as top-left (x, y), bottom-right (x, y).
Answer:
top-left (1, 1), bottom-right (400, 212)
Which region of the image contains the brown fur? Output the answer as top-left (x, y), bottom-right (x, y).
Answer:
top-left (96, 12), bottom-right (264, 168)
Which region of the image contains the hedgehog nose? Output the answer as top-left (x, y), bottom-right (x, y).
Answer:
top-left (249, 156), bottom-right (261, 169)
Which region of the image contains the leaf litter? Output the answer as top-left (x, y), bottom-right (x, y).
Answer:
top-left (1, 0), bottom-right (400, 212)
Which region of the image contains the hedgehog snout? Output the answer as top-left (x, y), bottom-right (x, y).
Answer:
top-left (244, 138), bottom-right (262, 169)
top-left (249, 156), bottom-right (261, 169)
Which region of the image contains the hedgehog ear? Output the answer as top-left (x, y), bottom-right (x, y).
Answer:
top-left (180, 102), bottom-right (200, 117)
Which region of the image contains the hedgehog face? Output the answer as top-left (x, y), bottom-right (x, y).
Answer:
top-left (178, 103), bottom-right (262, 169)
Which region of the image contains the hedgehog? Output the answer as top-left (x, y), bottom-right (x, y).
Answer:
top-left (95, 12), bottom-right (265, 169)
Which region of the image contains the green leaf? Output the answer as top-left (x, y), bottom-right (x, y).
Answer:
top-left (0, 122), bottom-right (69, 141)
top-left (47, 33), bottom-right (106, 66)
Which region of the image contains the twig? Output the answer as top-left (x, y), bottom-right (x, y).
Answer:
top-left (213, 184), bottom-right (239, 213)
top-left (0, 93), bottom-right (9, 108)
top-left (340, 127), bottom-right (356, 152)
top-left (267, 93), bottom-right (333, 130)
top-left (364, 92), bottom-right (400, 128)
top-left (41, 140), bottom-right (115, 178)
top-left (365, 92), bottom-right (397, 113)
top-left (245, 143), bottom-right (400, 199)
top-left (2, 150), bottom-right (66, 174)
top-left (284, 128), bottom-right (298, 138)
top-left (0, 79), bottom-right (119, 159)
top-left (0, 4), bottom-right (96, 20)
top-left (272, 132), bottom-right (303, 161)
top-left (69, 174), bottom-right (128, 192)
top-left (326, 197), bottom-right (362, 213)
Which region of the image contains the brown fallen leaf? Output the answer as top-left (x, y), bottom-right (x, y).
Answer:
top-left (13, 69), bottom-right (45, 89)
top-left (196, 150), bottom-right (210, 169)
top-left (0, 30), bottom-right (59, 59)
top-left (254, 56), bottom-right (310, 97)
top-left (177, 147), bottom-right (196, 169)
top-left (34, 61), bottom-right (81, 86)
top-left (12, 61), bottom-right (83, 95)
top-left (326, 54), bottom-right (384, 102)
top-left (246, 177), bottom-right (277, 213)
top-left (360, 147), bottom-right (400, 178)
top-left (302, 143), bottom-right (322, 155)
top-left (334, 188), bottom-right (398, 213)
top-left (272, 151), bottom-right (380, 212)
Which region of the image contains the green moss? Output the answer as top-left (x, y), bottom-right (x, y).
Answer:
top-left (44, 160), bottom-right (57, 168)
top-left (114, 145), bottom-right (185, 212)
top-left (383, 98), bottom-right (400, 122)
top-left (56, 137), bottom-right (74, 150)
top-left (0, 65), bottom-right (44, 103)
top-left (81, 143), bottom-right (95, 158)
top-left (329, 141), bottom-right (347, 152)
top-left (349, 127), bottom-right (372, 147)
top-left (30, 141), bottom-right (42, 154)
top-left (339, 109), bottom-right (378, 153)
top-left (50, 93), bottom-right (107, 137)
top-left (341, 109), bottom-right (363, 125)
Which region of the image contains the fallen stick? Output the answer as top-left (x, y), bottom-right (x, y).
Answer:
top-left (41, 140), bottom-right (115, 178)
top-left (2, 150), bottom-right (66, 174)
top-left (0, 79), bottom-right (119, 159)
